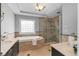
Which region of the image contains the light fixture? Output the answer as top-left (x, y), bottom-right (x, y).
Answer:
top-left (35, 3), bottom-right (45, 11)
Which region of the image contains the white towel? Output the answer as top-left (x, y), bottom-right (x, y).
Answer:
top-left (68, 36), bottom-right (74, 47)
top-left (32, 39), bottom-right (37, 45)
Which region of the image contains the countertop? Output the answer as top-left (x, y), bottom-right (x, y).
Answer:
top-left (1, 38), bottom-right (18, 56)
top-left (50, 41), bottom-right (77, 56)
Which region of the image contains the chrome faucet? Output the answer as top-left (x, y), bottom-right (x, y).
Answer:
top-left (1, 32), bottom-right (8, 41)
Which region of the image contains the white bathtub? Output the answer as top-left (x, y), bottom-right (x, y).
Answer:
top-left (17, 36), bottom-right (44, 45)
top-left (17, 36), bottom-right (44, 42)
top-left (17, 36), bottom-right (45, 51)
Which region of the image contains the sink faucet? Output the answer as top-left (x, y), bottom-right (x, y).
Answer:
top-left (1, 32), bottom-right (8, 41)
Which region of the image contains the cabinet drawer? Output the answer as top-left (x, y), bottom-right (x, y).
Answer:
top-left (5, 49), bottom-right (13, 56)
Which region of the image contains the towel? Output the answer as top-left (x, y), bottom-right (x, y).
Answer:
top-left (68, 36), bottom-right (74, 47)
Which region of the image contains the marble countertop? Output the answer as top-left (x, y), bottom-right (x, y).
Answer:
top-left (50, 41), bottom-right (77, 56)
top-left (1, 38), bottom-right (18, 56)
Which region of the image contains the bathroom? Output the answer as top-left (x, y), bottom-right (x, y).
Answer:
top-left (0, 3), bottom-right (77, 56)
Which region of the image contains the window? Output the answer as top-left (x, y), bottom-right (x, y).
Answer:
top-left (21, 20), bottom-right (35, 33)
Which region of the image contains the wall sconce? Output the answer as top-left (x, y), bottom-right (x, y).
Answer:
top-left (35, 3), bottom-right (45, 11)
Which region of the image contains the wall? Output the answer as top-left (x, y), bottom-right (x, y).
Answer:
top-left (39, 17), bottom-right (47, 42)
top-left (1, 4), bottom-right (15, 37)
top-left (62, 3), bottom-right (77, 35)
top-left (0, 3), bottom-right (1, 55)
top-left (77, 3), bottom-right (79, 56)
top-left (15, 15), bottom-right (39, 37)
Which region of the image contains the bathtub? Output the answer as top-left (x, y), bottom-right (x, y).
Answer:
top-left (17, 36), bottom-right (45, 51)
top-left (17, 36), bottom-right (44, 42)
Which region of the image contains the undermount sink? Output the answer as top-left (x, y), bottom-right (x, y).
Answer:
top-left (1, 40), bottom-right (13, 48)
top-left (1, 41), bottom-right (11, 47)
top-left (1, 40), bottom-right (12, 44)
top-left (1, 39), bottom-right (13, 42)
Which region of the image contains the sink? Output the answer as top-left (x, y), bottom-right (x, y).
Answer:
top-left (1, 41), bottom-right (11, 44)
top-left (1, 40), bottom-right (13, 46)
top-left (1, 39), bottom-right (13, 49)
top-left (1, 39), bottom-right (13, 43)
top-left (1, 41), bottom-right (11, 47)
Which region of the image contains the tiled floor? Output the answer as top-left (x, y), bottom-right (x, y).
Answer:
top-left (18, 45), bottom-right (51, 56)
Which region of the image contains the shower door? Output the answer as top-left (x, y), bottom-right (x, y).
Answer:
top-left (39, 16), bottom-right (62, 43)
top-left (46, 16), bottom-right (61, 43)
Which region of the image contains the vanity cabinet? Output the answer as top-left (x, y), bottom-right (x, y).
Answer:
top-left (51, 47), bottom-right (64, 56)
top-left (4, 41), bottom-right (19, 56)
